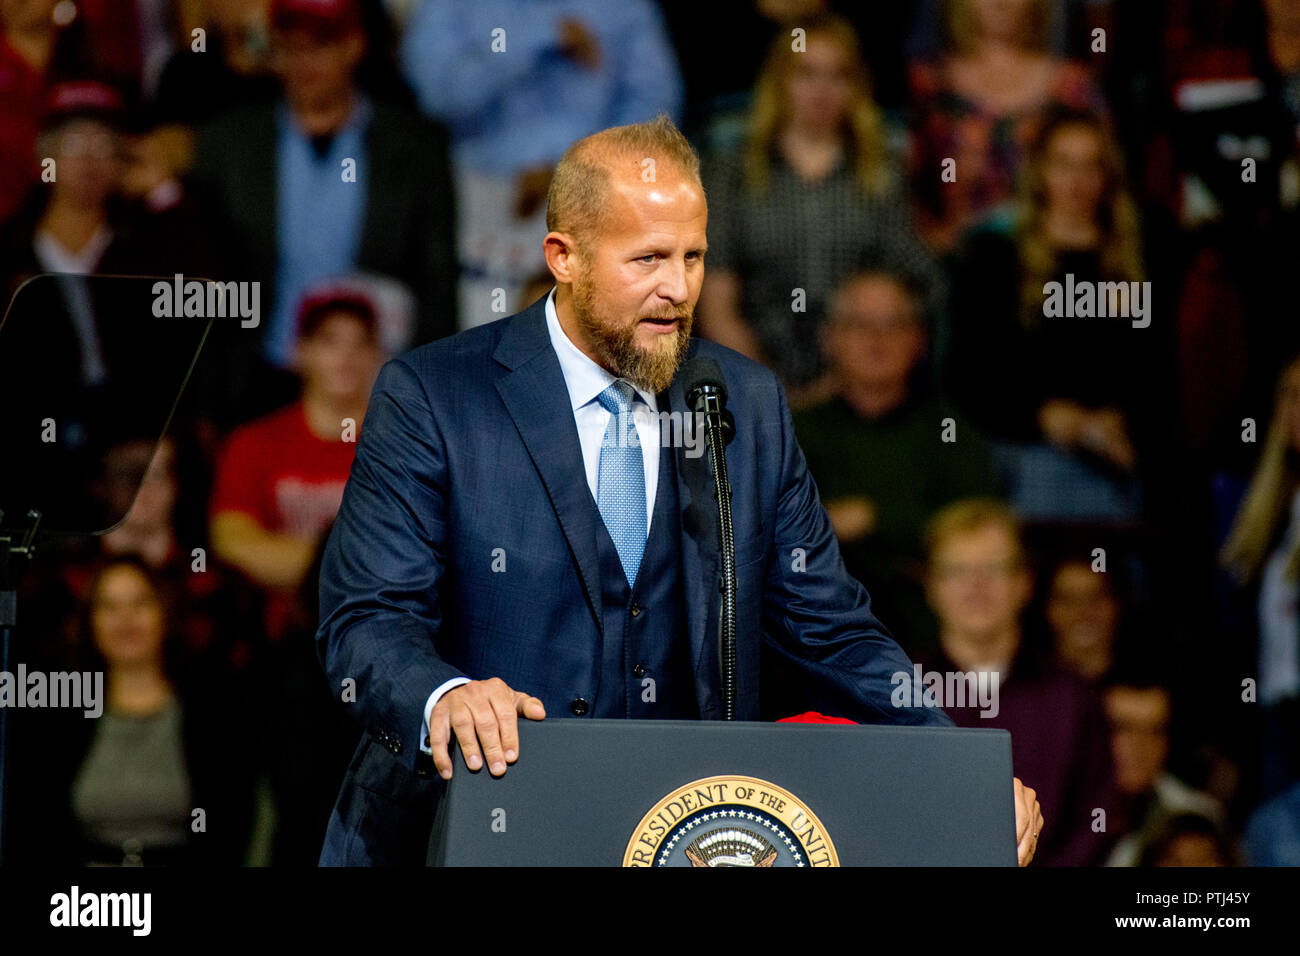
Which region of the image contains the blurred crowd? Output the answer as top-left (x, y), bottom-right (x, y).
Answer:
top-left (2, 0), bottom-right (1299, 867)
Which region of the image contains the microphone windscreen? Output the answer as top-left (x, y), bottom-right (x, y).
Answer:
top-left (679, 356), bottom-right (727, 407)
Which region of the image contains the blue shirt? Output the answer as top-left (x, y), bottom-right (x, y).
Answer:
top-left (400, 0), bottom-right (683, 176)
top-left (266, 96), bottom-right (371, 367)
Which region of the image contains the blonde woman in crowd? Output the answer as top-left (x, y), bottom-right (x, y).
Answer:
top-left (699, 11), bottom-right (941, 406)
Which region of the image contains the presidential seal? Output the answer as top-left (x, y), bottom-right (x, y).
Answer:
top-left (623, 775), bottom-right (839, 867)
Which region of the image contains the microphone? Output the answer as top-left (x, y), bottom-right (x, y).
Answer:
top-left (682, 358), bottom-right (734, 445)
top-left (682, 356), bottom-right (727, 409)
top-left (679, 357), bottom-right (738, 719)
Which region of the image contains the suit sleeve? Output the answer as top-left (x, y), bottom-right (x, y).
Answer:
top-left (316, 356), bottom-right (466, 773)
top-left (759, 378), bottom-right (955, 727)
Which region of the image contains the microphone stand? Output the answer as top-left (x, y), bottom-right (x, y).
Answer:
top-left (699, 394), bottom-right (737, 719)
top-left (0, 508), bottom-right (40, 865)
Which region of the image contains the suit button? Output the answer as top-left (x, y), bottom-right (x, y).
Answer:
top-left (570, 697), bottom-right (589, 716)
top-left (633, 664), bottom-right (646, 678)
top-left (630, 602), bottom-right (642, 618)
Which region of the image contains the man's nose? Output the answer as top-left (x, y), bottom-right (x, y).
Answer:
top-left (657, 257), bottom-right (689, 303)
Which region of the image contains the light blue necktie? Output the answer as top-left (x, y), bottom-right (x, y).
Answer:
top-left (596, 380), bottom-right (647, 588)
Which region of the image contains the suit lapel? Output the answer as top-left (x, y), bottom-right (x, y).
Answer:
top-left (494, 309), bottom-right (720, 715)
top-left (493, 305), bottom-right (605, 634)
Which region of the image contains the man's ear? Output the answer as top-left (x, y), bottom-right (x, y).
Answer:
top-left (543, 231), bottom-right (580, 285)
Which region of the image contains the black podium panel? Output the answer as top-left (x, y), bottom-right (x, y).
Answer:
top-left (428, 719), bottom-right (1015, 866)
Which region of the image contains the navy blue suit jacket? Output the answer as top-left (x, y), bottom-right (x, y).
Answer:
top-left (315, 295), bottom-right (953, 865)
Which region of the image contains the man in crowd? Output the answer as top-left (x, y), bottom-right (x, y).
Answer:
top-left (793, 269), bottom-right (1000, 659)
top-left (921, 497), bottom-right (1113, 865)
top-left (399, 0), bottom-right (682, 329)
top-left (1102, 673), bottom-right (1223, 866)
top-left (210, 285), bottom-right (385, 644)
top-left (193, 0), bottom-right (455, 419)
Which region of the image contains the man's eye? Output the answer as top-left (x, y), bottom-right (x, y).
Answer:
top-left (638, 254), bottom-right (657, 263)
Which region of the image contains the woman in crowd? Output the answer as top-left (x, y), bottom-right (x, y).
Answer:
top-left (9, 555), bottom-right (256, 865)
top-left (908, 0), bottom-right (1106, 251)
top-left (944, 107), bottom-right (1152, 521)
top-left (1042, 554), bottom-right (1123, 681)
top-left (698, 11), bottom-right (941, 406)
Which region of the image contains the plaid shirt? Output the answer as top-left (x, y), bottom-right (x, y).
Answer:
top-left (703, 146), bottom-right (941, 387)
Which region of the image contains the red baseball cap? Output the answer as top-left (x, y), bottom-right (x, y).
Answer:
top-left (270, 0), bottom-right (362, 37)
top-left (44, 80), bottom-right (128, 128)
top-left (296, 285), bottom-right (379, 341)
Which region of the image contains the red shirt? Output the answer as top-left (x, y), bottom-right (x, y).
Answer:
top-left (211, 401), bottom-right (358, 639)
top-left (211, 400), bottom-right (357, 538)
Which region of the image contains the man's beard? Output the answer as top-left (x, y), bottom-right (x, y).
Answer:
top-left (571, 276), bottom-right (693, 394)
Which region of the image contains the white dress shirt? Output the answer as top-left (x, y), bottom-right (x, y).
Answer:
top-left (421, 287), bottom-right (661, 752)
top-left (34, 227), bottom-right (114, 387)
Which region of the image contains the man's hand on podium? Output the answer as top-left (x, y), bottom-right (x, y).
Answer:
top-left (430, 678), bottom-right (547, 780)
top-left (1013, 777), bottom-right (1044, 866)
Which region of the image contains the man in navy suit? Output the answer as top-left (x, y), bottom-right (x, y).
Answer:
top-left (315, 115), bottom-right (1043, 866)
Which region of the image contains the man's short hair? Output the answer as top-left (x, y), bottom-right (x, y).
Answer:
top-left (546, 113), bottom-right (701, 249)
top-left (826, 268), bottom-right (926, 327)
top-left (923, 497), bottom-right (1027, 568)
top-left (1099, 662), bottom-right (1170, 700)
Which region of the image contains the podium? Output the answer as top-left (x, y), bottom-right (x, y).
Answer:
top-left (427, 719), bottom-right (1016, 866)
